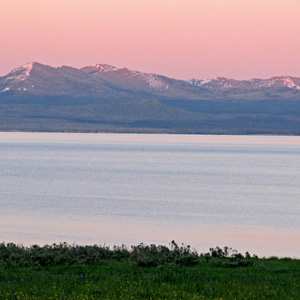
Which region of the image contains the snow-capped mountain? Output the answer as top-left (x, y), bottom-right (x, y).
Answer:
top-left (188, 76), bottom-right (300, 90)
top-left (1, 62), bottom-right (300, 135)
top-left (0, 62), bottom-right (34, 93)
top-left (1, 62), bottom-right (300, 100)
top-left (82, 64), bottom-right (171, 91)
top-left (81, 64), bottom-right (208, 99)
top-left (249, 76), bottom-right (300, 89)
top-left (0, 62), bottom-right (124, 98)
top-left (81, 64), bottom-right (119, 75)
top-left (187, 77), bottom-right (252, 89)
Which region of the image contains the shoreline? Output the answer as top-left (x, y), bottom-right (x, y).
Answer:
top-left (1, 129), bottom-right (300, 137)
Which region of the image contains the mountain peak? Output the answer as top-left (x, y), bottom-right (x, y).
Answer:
top-left (95, 64), bottom-right (118, 72)
top-left (80, 64), bottom-right (118, 75)
top-left (1, 62), bottom-right (39, 86)
top-left (249, 76), bottom-right (300, 89)
top-left (11, 62), bottom-right (35, 78)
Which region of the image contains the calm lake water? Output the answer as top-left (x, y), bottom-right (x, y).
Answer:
top-left (0, 132), bottom-right (299, 257)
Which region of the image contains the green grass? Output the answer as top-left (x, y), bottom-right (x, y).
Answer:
top-left (0, 242), bottom-right (299, 300)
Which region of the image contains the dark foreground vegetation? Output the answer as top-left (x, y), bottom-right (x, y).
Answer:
top-left (0, 241), bottom-right (299, 299)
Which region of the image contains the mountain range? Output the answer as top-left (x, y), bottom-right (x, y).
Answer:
top-left (1, 62), bottom-right (300, 134)
top-left (1, 62), bottom-right (300, 100)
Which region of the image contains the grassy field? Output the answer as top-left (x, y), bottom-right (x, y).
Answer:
top-left (0, 242), bottom-right (299, 300)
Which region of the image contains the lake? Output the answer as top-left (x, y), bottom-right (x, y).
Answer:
top-left (0, 132), bottom-right (299, 257)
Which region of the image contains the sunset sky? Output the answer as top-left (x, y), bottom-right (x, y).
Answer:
top-left (1, 0), bottom-right (300, 80)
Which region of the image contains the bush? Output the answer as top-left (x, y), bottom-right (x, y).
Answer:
top-left (130, 241), bottom-right (198, 267)
top-left (0, 242), bottom-right (256, 268)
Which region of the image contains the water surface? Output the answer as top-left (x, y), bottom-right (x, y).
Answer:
top-left (0, 132), bottom-right (299, 257)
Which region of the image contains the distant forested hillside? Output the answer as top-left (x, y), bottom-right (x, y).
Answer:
top-left (1, 96), bottom-right (300, 134)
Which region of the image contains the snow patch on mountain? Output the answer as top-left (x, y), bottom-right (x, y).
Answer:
top-left (187, 79), bottom-right (211, 86)
top-left (1, 87), bottom-right (10, 92)
top-left (187, 77), bottom-right (238, 88)
top-left (130, 71), bottom-right (169, 90)
top-left (95, 64), bottom-right (118, 72)
top-left (3, 62), bottom-right (34, 83)
top-left (250, 76), bottom-right (300, 89)
top-left (188, 76), bottom-right (300, 90)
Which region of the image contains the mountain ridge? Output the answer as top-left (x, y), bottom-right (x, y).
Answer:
top-left (1, 62), bottom-right (300, 134)
top-left (1, 62), bottom-right (300, 100)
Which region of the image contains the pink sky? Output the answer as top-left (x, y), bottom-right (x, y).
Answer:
top-left (1, 0), bottom-right (300, 80)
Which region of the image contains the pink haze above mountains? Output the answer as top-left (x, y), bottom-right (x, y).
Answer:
top-left (1, 0), bottom-right (300, 80)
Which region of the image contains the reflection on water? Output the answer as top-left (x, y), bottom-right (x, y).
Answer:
top-left (0, 132), bottom-right (299, 257)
